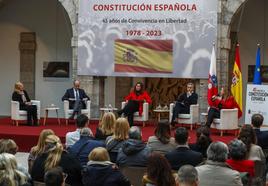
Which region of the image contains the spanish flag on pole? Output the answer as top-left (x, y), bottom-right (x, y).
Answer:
top-left (114, 40), bottom-right (173, 73)
top-left (231, 44), bottom-right (243, 118)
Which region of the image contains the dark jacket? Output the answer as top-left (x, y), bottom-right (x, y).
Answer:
top-left (117, 139), bottom-right (151, 167)
top-left (165, 146), bottom-right (203, 170)
top-left (68, 136), bottom-right (105, 166)
top-left (254, 128), bottom-right (268, 149)
top-left (177, 92), bottom-right (198, 113)
top-left (82, 163), bottom-right (131, 186)
top-left (95, 127), bottom-right (113, 141)
top-left (12, 90), bottom-right (30, 109)
top-left (105, 136), bottom-right (127, 163)
top-left (31, 151), bottom-right (82, 186)
top-left (62, 88), bottom-right (90, 109)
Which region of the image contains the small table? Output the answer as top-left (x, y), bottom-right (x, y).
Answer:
top-left (200, 112), bottom-right (208, 125)
top-left (99, 107), bottom-right (118, 120)
top-left (43, 107), bottom-right (61, 125)
top-left (153, 109), bottom-right (170, 121)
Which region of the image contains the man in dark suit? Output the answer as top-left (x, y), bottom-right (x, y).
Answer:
top-left (165, 127), bottom-right (203, 170)
top-left (252, 114), bottom-right (268, 149)
top-left (62, 80), bottom-right (90, 119)
top-left (171, 82), bottom-right (198, 126)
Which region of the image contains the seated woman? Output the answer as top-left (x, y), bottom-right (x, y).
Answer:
top-left (12, 81), bottom-right (38, 126)
top-left (147, 120), bottom-right (177, 154)
top-left (95, 112), bottom-right (116, 141)
top-left (118, 82), bottom-right (151, 126)
top-left (189, 126), bottom-right (212, 158)
top-left (105, 117), bottom-right (130, 163)
top-left (82, 147), bottom-right (131, 186)
top-left (142, 153), bottom-right (176, 186)
top-left (31, 134), bottom-right (82, 186)
top-left (226, 139), bottom-right (255, 178)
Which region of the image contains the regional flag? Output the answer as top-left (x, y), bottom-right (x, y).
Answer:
top-left (207, 45), bottom-right (218, 106)
top-left (114, 40), bottom-right (173, 73)
top-left (253, 45), bottom-right (262, 84)
top-left (231, 44), bottom-right (243, 118)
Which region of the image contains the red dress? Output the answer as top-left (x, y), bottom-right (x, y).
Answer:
top-left (125, 91), bottom-right (152, 116)
top-left (226, 159), bottom-right (255, 177)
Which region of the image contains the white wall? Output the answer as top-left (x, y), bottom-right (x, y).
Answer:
top-left (0, 0), bottom-right (73, 117)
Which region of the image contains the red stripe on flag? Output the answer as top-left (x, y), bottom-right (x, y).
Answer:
top-left (114, 64), bottom-right (172, 73)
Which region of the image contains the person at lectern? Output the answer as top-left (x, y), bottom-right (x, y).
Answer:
top-left (12, 82), bottom-right (38, 126)
top-left (62, 80), bottom-right (90, 119)
top-left (170, 82), bottom-right (198, 127)
top-left (118, 82), bottom-right (151, 126)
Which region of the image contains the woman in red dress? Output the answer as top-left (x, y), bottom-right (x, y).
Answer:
top-left (118, 82), bottom-right (151, 126)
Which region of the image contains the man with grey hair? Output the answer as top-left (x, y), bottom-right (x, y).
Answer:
top-left (196, 141), bottom-right (242, 186)
top-left (176, 165), bottom-right (198, 186)
top-left (117, 126), bottom-right (151, 167)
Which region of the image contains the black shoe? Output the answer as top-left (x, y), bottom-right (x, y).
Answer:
top-left (69, 113), bottom-right (75, 120)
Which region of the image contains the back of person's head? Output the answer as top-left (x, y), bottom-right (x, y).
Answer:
top-left (88, 147), bottom-right (110, 162)
top-left (175, 127), bottom-right (188, 145)
top-left (100, 112), bottom-right (115, 135)
top-left (129, 126), bottom-right (142, 140)
top-left (228, 139), bottom-right (247, 160)
top-left (45, 135), bottom-right (63, 171)
top-left (251, 114), bottom-right (264, 128)
top-left (113, 117), bottom-right (130, 140)
top-left (155, 120), bottom-right (171, 144)
top-left (33, 129), bottom-right (55, 156)
top-left (76, 114), bottom-right (88, 128)
top-left (80, 127), bottom-right (91, 137)
top-left (147, 153), bottom-right (176, 186)
top-left (177, 165), bottom-right (198, 186)
top-left (207, 141), bottom-right (228, 162)
top-left (44, 167), bottom-right (65, 186)
top-left (196, 126), bottom-right (212, 149)
top-left (238, 124), bottom-right (256, 152)
top-left (0, 139), bottom-right (18, 155)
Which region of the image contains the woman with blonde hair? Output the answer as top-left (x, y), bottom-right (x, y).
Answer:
top-left (28, 129), bottom-right (55, 173)
top-left (105, 117), bottom-right (130, 162)
top-left (31, 134), bottom-right (82, 186)
top-left (12, 81), bottom-right (38, 126)
top-left (82, 147), bottom-right (131, 186)
top-left (95, 112), bottom-right (116, 141)
top-left (0, 153), bottom-right (30, 186)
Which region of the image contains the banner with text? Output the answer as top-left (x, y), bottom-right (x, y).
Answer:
top-left (245, 84), bottom-right (268, 125)
top-left (78, 0), bottom-right (217, 78)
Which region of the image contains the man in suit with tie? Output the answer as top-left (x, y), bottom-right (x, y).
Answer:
top-left (62, 80), bottom-right (90, 119)
top-left (252, 113), bottom-right (268, 149)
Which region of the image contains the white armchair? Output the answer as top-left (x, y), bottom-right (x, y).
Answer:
top-left (121, 101), bottom-right (149, 127)
top-left (211, 108), bottom-right (238, 136)
top-left (169, 103), bottom-right (199, 130)
top-left (63, 100), bottom-right (91, 125)
top-left (11, 100), bottom-right (41, 126)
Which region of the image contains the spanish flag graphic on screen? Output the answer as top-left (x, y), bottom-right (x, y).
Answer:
top-left (114, 40), bottom-right (173, 73)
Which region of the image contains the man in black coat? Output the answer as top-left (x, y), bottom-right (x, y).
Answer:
top-left (171, 82), bottom-right (198, 126)
top-left (62, 80), bottom-right (90, 119)
top-left (165, 127), bottom-right (203, 170)
top-left (252, 113), bottom-right (268, 149)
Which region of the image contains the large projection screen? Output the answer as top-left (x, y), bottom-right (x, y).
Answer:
top-left (78, 0), bottom-right (217, 78)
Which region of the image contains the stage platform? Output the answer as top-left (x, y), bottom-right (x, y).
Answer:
top-left (0, 117), bottom-right (236, 152)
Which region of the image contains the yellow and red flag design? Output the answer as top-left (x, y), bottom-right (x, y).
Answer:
top-left (231, 44), bottom-right (243, 118)
top-left (114, 40), bottom-right (173, 73)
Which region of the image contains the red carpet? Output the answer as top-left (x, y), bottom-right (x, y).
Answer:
top-left (0, 117), bottom-right (236, 152)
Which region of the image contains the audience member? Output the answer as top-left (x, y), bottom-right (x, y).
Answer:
top-left (176, 165), bottom-right (198, 186)
top-left (44, 167), bottom-right (65, 186)
top-left (251, 113), bottom-right (268, 149)
top-left (238, 125), bottom-right (265, 161)
top-left (68, 128), bottom-right (105, 166)
top-left (189, 126), bottom-right (212, 158)
top-left (171, 82), bottom-right (198, 127)
top-left (82, 147), bottom-right (131, 186)
top-left (165, 127), bottom-right (203, 170)
top-left (12, 81), bottom-right (38, 126)
top-left (105, 117), bottom-right (130, 162)
top-left (147, 120), bottom-right (177, 154)
top-left (196, 141), bottom-right (242, 186)
top-left (65, 114), bottom-right (93, 149)
top-left (226, 139), bottom-right (255, 177)
top-left (117, 126), bottom-right (151, 167)
top-left (31, 134), bottom-right (82, 186)
top-left (142, 153), bottom-right (176, 186)
top-left (95, 112), bottom-right (115, 141)
top-left (117, 82), bottom-right (152, 126)
top-left (28, 129), bottom-right (55, 174)
top-left (62, 80), bottom-right (90, 119)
